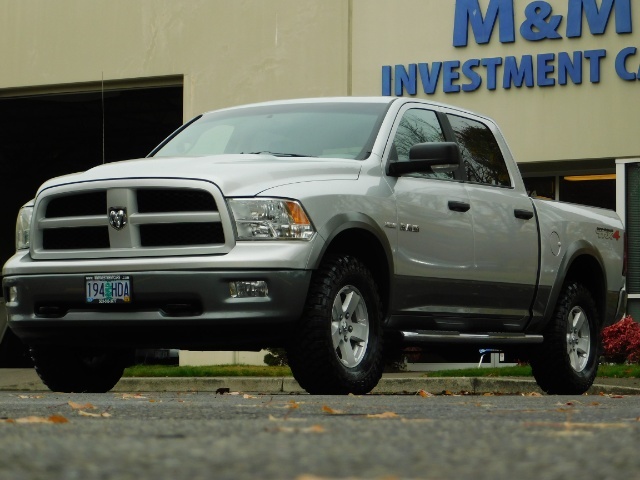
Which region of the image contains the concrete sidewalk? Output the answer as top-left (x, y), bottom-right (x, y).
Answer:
top-left (2, 368), bottom-right (640, 395)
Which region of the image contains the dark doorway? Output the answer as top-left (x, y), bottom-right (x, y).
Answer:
top-left (0, 84), bottom-right (184, 269)
top-left (0, 84), bottom-right (183, 366)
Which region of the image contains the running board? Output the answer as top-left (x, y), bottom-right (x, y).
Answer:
top-left (400, 330), bottom-right (543, 345)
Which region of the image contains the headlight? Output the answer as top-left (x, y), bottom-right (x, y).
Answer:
top-left (228, 198), bottom-right (315, 240)
top-left (15, 205), bottom-right (33, 250)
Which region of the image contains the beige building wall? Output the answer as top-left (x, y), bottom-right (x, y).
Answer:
top-left (180, 350), bottom-right (267, 367)
top-left (1, 0), bottom-right (350, 118)
top-left (351, 0), bottom-right (640, 164)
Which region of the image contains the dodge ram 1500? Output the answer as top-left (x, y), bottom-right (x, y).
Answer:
top-left (2, 97), bottom-right (627, 394)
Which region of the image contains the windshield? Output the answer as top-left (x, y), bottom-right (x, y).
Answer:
top-left (151, 102), bottom-right (389, 160)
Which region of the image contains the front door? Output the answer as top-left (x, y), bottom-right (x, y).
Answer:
top-left (386, 106), bottom-right (476, 326)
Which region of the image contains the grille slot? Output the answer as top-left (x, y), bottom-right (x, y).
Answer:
top-left (46, 192), bottom-right (106, 218)
top-left (140, 223), bottom-right (225, 247)
top-left (137, 189), bottom-right (217, 213)
top-left (43, 227), bottom-right (110, 250)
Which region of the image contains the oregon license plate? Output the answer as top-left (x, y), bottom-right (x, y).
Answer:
top-left (85, 275), bottom-right (132, 304)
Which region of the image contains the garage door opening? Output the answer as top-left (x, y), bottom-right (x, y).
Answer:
top-left (0, 82), bottom-right (184, 269)
top-left (0, 81), bottom-right (184, 366)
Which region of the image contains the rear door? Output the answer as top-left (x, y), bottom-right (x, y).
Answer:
top-left (445, 112), bottom-right (539, 327)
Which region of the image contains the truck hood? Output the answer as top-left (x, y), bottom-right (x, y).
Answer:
top-left (38, 154), bottom-right (362, 197)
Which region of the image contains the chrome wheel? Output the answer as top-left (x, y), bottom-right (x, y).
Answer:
top-left (566, 306), bottom-right (591, 372)
top-left (331, 285), bottom-right (369, 368)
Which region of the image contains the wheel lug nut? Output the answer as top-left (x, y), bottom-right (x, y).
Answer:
top-left (344, 335), bottom-right (348, 341)
top-left (348, 326), bottom-right (353, 332)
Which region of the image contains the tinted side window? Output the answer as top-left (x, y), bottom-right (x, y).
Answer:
top-left (391, 108), bottom-right (452, 180)
top-left (447, 114), bottom-right (511, 187)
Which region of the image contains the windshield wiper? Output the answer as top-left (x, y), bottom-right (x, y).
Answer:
top-left (244, 151), bottom-right (315, 157)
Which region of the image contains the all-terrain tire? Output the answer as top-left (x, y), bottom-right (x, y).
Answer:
top-left (31, 347), bottom-right (129, 393)
top-left (531, 281), bottom-right (600, 394)
top-left (287, 254), bottom-right (384, 395)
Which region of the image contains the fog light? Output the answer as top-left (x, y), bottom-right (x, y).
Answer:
top-left (229, 281), bottom-right (268, 298)
top-left (9, 286), bottom-right (18, 303)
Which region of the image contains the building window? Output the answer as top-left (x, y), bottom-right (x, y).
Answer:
top-left (523, 174), bottom-right (615, 210)
top-left (560, 175), bottom-right (616, 210)
top-left (524, 176), bottom-right (556, 200)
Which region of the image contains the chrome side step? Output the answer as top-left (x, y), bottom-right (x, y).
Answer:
top-left (400, 330), bottom-right (543, 345)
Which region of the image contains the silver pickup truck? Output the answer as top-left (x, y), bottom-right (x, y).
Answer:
top-left (2, 97), bottom-right (627, 395)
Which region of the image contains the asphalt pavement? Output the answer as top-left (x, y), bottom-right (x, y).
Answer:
top-left (1, 368), bottom-right (640, 395)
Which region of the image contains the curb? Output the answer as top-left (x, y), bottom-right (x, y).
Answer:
top-left (112, 377), bottom-right (640, 396)
top-left (3, 373), bottom-right (639, 395)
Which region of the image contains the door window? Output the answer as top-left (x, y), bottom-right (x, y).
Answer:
top-left (391, 109), bottom-right (453, 180)
top-left (447, 114), bottom-right (511, 187)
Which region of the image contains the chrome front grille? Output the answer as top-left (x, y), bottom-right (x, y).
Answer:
top-left (32, 179), bottom-right (234, 259)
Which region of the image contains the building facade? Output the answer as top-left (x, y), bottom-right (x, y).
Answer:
top-left (1, 0), bottom-right (638, 364)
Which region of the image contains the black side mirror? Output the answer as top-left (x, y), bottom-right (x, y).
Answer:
top-left (387, 142), bottom-right (462, 177)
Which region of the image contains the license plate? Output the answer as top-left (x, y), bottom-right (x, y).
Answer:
top-left (85, 275), bottom-right (132, 304)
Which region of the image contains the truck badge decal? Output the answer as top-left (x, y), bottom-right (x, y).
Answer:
top-left (596, 227), bottom-right (620, 241)
top-left (108, 207), bottom-right (128, 231)
top-left (400, 223), bottom-right (420, 233)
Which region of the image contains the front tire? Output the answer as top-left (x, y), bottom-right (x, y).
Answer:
top-left (287, 254), bottom-right (384, 395)
top-left (31, 347), bottom-right (130, 393)
top-left (531, 281), bottom-right (600, 394)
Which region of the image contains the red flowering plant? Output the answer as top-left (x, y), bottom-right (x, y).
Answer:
top-left (601, 316), bottom-right (640, 364)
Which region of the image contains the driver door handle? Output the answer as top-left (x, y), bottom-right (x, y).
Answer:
top-left (514, 209), bottom-right (534, 220)
top-left (448, 201), bottom-right (471, 213)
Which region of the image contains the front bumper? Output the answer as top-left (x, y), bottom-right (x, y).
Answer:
top-left (2, 269), bottom-right (312, 350)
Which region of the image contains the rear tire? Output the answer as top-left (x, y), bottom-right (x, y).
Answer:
top-left (531, 281), bottom-right (600, 394)
top-left (287, 254), bottom-right (384, 395)
top-left (31, 347), bottom-right (130, 393)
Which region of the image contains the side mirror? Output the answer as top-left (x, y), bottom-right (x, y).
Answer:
top-left (387, 142), bottom-right (461, 177)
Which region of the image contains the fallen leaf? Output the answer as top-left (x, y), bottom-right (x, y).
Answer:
top-left (417, 389), bottom-right (434, 398)
top-left (68, 401), bottom-right (95, 410)
top-left (13, 415), bottom-right (69, 424)
top-left (78, 410), bottom-right (112, 418)
top-left (366, 412), bottom-right (399, 419)
top-left (599, 393), bottom-right (625, 398)
top-left (48, 415), bottom-right (69, 424)
top-left (215, 388), bottom-right (230, 395)
top-left (523, 392), bottom-right (543, 397)
top-left (322, 405), bottom-right (343, 415)
top-left (288, 400), bottom-right (300, 409)
top-left (243, 394), bottom-right (257, 399)
top-left (119, 393), bottom-right (147, 400)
